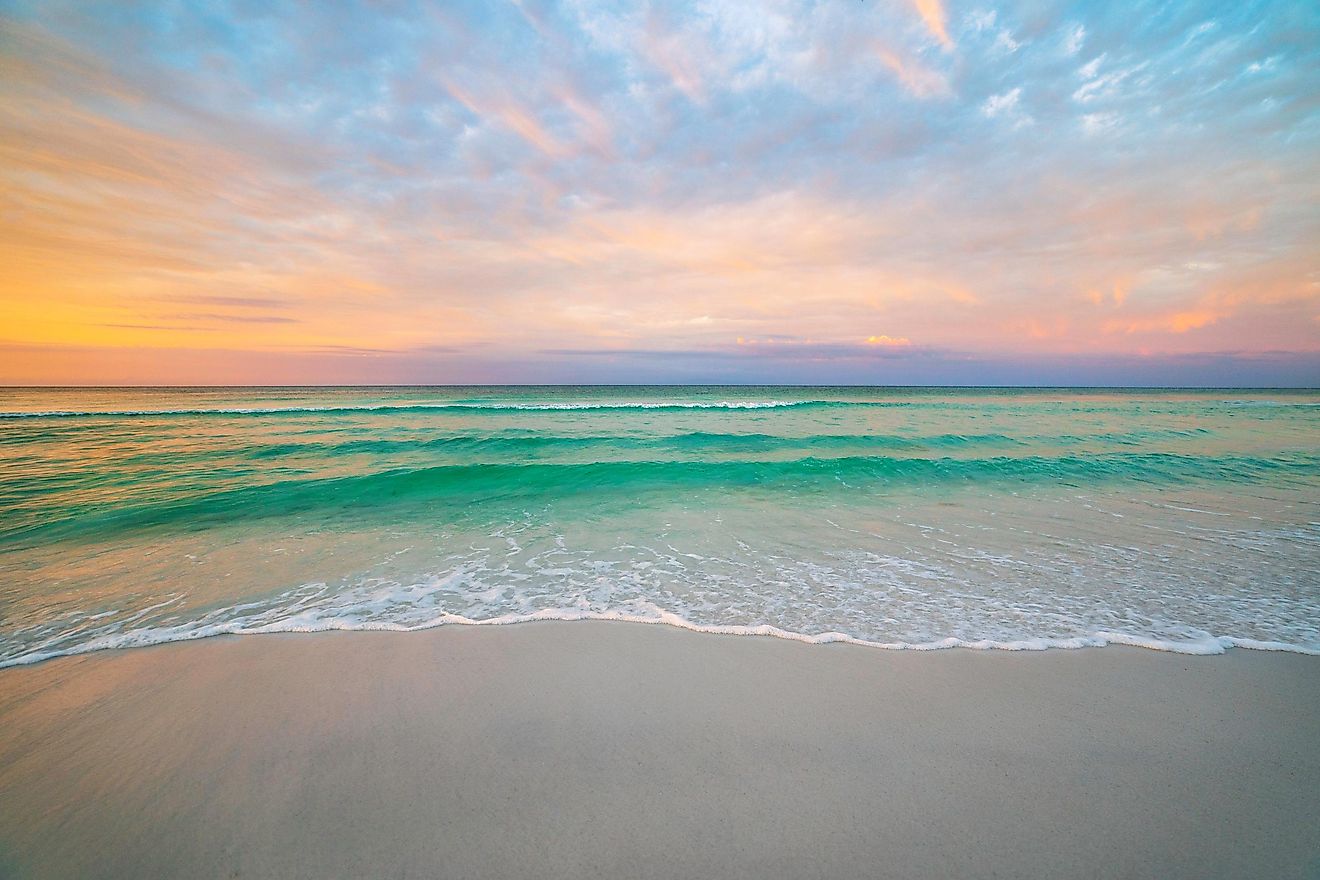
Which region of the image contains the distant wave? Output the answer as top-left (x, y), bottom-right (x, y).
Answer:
top-left (238, 430), bottom-right (1032, 459)
top-left (1220, 399), bottom-right (1320, 407)
top-left (9, 397), bottom-right (1317, 421)
top-left (0, 400), bottom-right (856, 419)
top-left (5, 451), bottom-right (1318, 546)
top-left (238, 427), bottom-right (1219, 460)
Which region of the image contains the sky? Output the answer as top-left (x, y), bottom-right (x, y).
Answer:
top-left (1, 0), bottom-right (1318, 386)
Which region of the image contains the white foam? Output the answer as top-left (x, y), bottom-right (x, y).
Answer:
top-left (5, 459), bottom-right (1318, 669)
top-left (4, 601), bottom-right (1317, 669)
top-left (0, 400), bottom-right (825, 419)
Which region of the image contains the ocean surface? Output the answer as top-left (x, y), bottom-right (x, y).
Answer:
top-left (1, 386), bottom-right (1318, 665)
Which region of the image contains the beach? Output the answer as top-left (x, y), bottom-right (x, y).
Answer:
top-left (6, 0), bottom-right (1319, 870)
top-left (2, 622), bottom-right (1317, 879)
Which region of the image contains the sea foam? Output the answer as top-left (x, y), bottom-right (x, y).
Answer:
top-left (5, 598), bottom-right (1319, 670)
top-left (0, 400), bottom-right (828, 419)
top-left (3, 386), bottom-right (1317, 668)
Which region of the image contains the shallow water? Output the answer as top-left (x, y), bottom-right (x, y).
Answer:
top-left (1, 386), bottom-right (1317, 664)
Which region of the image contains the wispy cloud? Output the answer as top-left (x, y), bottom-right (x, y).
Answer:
top-left (874, 46), bottom-right (951, 98)
top-left (1, 0), bottom-right (1317, 384)
top-left (911, 0), bottom-right (953, 50)
top-left (440, 77), bottom-right (567, 157)
top-left (981, 86), bottom-right (1021, 117)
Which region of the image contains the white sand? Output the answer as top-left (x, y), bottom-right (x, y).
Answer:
top-left (1, 622), bottom-right (1318, 879)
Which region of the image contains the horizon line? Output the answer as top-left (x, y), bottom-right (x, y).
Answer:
top-left (4, 384), bottom-right (1318, 391)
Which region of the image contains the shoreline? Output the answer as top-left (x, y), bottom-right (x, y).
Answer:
top-left (2, 620), bottom-right (1318, 879)
top-left (6, 609), bottom-right (1319, 670)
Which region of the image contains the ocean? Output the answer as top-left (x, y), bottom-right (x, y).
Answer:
top-left (1, 386), bottom-right (1317, 665)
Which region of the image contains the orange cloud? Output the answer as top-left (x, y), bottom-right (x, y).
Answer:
top-left (642, 13), bottom-right (709, 103)
top-left (441, 78), bottom-right (567, 157)
top-left (1110, 310), bottom-right (1223, 335)
top-left (874, 47), bottom-right (950, 98)
top-left (911, 0), bottom-right (954, 50)
top-left (3, 15), bottom-right (1314, 384)
top-left (554, 84), bottom-right (614, 156)
top-left (1087, 281), bottom-right (1129, 307)
top-left (0, 26), bottom-right (496, 362)
top-left (526, 193), bottom-right (881, 278)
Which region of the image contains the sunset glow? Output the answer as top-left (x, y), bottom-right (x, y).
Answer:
top-left (1, 1), bottom-right (1317, 385)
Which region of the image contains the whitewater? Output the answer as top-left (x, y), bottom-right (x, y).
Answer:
top-left (1, 385), bottom-right (1317, 666)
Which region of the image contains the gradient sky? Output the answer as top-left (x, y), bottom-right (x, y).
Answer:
top-left (2, 1), bottom-right (1318, 385)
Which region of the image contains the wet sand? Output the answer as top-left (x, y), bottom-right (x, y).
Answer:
top-left (1, 622), bottom-right (1317, 879)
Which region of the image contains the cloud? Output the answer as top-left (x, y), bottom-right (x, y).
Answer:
top-left (874, 47), bottom-right (951, 98)
top-left (1072, 59), bottom-right (1150, 106)
top-left (981, 87), bottom-right (1021, 117)
top-left (1110, 310), bottom-right (1224, 334)
top-left (1, 1), bottom-right (1317, 384)
top-left (641, 10), bottom-right (710, 103)
top-left (440, 77), bottom-right (567, 157)
top-left (1080, 112), bottom-right (1118, 135)
top-left (1063, 25), bottom-right (1086, 55)
top-left (176, 313), bottom-right (300, 325)
top-left (169, 295), bottom-right (291, 309)
top-left (910, 0), bottom-right (953, 50)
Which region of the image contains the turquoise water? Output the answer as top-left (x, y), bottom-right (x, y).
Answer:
top-left (1, 386), bottom-right (1318, 664)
